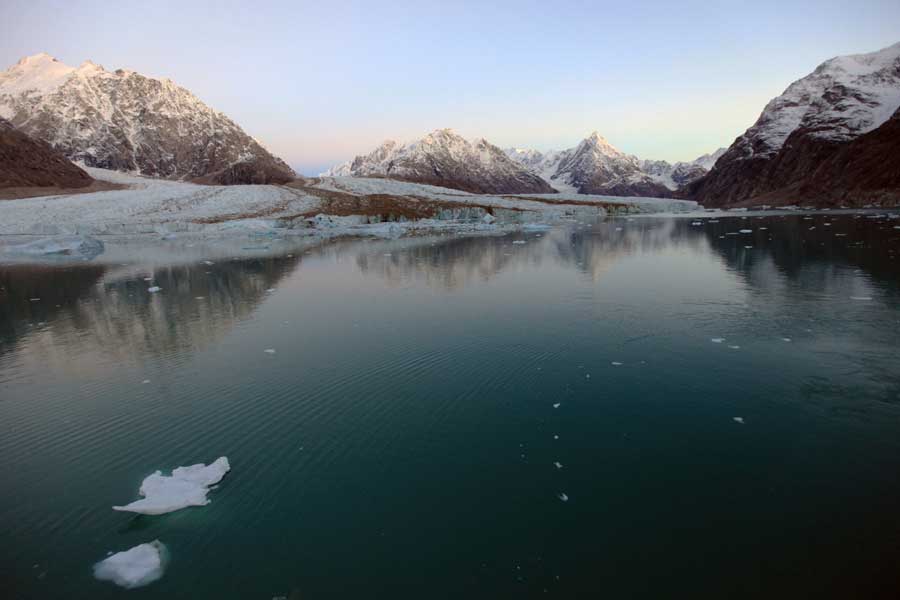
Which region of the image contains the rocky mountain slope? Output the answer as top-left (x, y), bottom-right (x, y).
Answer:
top-left (0, 53), bottom-right (294, 183)
top-left (0, 117), bottom-right (92, 189)
top-left (686, 41), bottom-right (900, 206)
top-left (505, 135), bottom-right (723, 197)
top-left (324, 129), bottom-right (555, 194)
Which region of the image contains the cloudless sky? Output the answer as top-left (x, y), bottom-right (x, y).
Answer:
top-left (2, 0), bottom-right (899, 174)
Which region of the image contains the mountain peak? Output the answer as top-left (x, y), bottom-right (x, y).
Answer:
top-left (0, 55), bottom-right (293, 180)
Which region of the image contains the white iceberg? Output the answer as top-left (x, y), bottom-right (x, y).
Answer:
top-left (93, 540), bottom-right (167, 589)
top-left (113, 457), bottom-right (230, 515)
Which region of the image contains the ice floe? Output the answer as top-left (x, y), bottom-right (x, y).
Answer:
top-left (148, 286), bottom-right (162, 293)
top-left (711, 338), bottom-right (725, 343)
top-left (93, 540), bottom-right (167, 589)
top-left (557, 493), bottom-right (569, 502)
top-left (112, 457), bottom-right (230, 515)
top-left (733, 417), bottom-right (745, 424)
top-left (1, 235), bottom-right (104, 258)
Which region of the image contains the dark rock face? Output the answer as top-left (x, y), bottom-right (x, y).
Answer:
top-left (686, 109), bottom-right (900, 207)
top-left (0, 55), bottom-right (295, 182)
top-left (193, 157), bottom-right (296, 186)
top-left (0, 117), bottom-right (92, 189)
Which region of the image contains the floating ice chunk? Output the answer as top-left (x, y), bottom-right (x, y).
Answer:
top-left (266, 288), bottom-right (275, 293)
top-left (744, 245), bottom-right (753, 249)
top-left (733, 417), bottom-right (744, 424)
top-left (728, 345), bottom-right (740, 350)
top-left (558, 493), bottom-right (569, 502)
top-left (203, 260), bottom-right (214, 265)
top-left (554, 462), bottom-right (563, 469)
top-left (148, 286), bottom-right (161, 293)
top-left (691, 221), bottom-right (703, 226)
top-left (711, 338), bottom-right (725, 343)
top-left (141, 380), bottom-right (150, 384)
top-left (512, 240), bottom-right (526, 245)
top-left (850, 296), bottom-right (872, 301)
top-left (553, 434), bottom-right (559, 440)
top-left (264, 349), bottom-right (276, 354)
top-left (782, 338), bottom-right (792, 342)
top-left (112, 457), bottom-right (230, 515)
top-left (93, 540), bottom-right (167, 589)
top-left (739, 229), bottom-right (753, 233)
top-left (143, 277), bottom-right (153, 282)
top-left (553, 403), bottom-right (561, 409)
top-left (611, 361), bottom-right (623, 366)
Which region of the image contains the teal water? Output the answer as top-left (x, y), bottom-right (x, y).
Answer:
top-left (2, 213), bottom-right (900, 599)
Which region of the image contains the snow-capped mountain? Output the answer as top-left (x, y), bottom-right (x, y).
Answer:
top-left (687, 41), bottom-right (900, 206)
top-left (504, 134), bottom-right (722, 197)
top-left (0, 53), bottom-right (294, 182)
top-left (323, 129), bottom-right (555, 194)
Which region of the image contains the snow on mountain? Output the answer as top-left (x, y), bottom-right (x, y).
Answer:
top-left (687, 41), bottom-right (900, 207)
top-left (0, 53), bottom-right (294, 181)
top-left (728, 41), bottom-right (900, 161)
top-left (503, 133), bottom-right (722, 196)
top-left (322, 129), bottom-right (555, 194)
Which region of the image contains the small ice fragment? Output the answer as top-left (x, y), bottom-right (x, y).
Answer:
top-left (93, 540), bottom-right (166, 589)
top-left (585, 373), bottom-right (590, 379)
top-left (195, 296), bottom-right (205, 300)
top-left (148, 287), bottom-right (161, 293)
top-left (512, 240), bottom-right (526, 245)
top-left (553, 403), bottom-right (561, 409)
top-left (203, 260), bottom-right (214, 266)
top-left (728, 345), bottom-right (740, 350)
top-left (553, 435), bottom-right (559, 440)
top-left (29, 298), bottom-right (40, 302)
top-left (554, 462), bottom-right (563, 469)
top-left (739, 229), bottom-right (753, 233)
top-left (711, 338), bottom-right (725, 343)
top-left (141, 380), bottom-right (150, 384)
top-left (383, 253), bottom-right (392, 256)
top-left (143, 277), bottom-right (153, 282)
top-left (782, 338), bottom-right (792, 342)
top-left (615, 227), bottom-right (622, 231)
top-left (733, 417), bottom-right (744, 424)
top-left (557, 493), bottom-right (569, 502)
top-left (691, 221), bottom-right (703, 226)
top-left (611, 361), bottom-right (623, 366)
top-left (850, 296), bottom-right (872, 301)
top-left (112, 457), bottom-right (230, 515)
top-left (264, 349), bottom-right (276, 354)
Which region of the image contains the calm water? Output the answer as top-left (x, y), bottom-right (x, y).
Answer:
top-left (3, 213), bottom-right (900, 599)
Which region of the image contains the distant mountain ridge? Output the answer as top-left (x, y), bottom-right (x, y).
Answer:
top-left (504, 134), bottom-right (724, 197)
top-left (324, 129), bottom-right (556, 194)
top-left (687, 41), bottom-right (900, 206)
top-left (328, 130), bottom-right (723, 197)
top-left (0, 53), bottom-right (295, 183)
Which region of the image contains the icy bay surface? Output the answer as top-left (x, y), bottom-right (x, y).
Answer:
top-left (2, 212), bottom-right (900, 599)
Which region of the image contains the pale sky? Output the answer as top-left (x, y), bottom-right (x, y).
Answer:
top-left (2, 0), bottom-right (899, 174)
